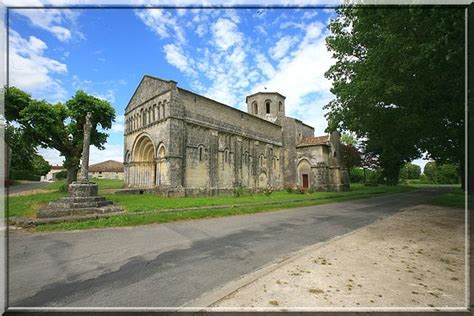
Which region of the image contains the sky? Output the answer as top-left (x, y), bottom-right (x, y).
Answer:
top-left (8, 6), bottom-right (428, 170)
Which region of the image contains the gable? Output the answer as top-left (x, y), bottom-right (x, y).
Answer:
top-left (125, 75), bottom-right (174, 113)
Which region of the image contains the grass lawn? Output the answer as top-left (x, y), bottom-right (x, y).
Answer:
top-left (428, 187), bottom-right (466, 209)
top-left (105, 184), bottom-right (414, 213)
top-left (8, 181), bottom-right (419, 231)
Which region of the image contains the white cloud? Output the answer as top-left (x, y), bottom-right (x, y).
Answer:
top-left (111, 115), bottom-right (124, 133)
top-left (13, 6), bottom-right (81, 42)
top-left (302, 10), bottom-right (318, 19)
top-left (252, 22), bottom-right (333, 132)
top-left (95, 89), bottom-right (115, 103)
top-left (269, 35), bottom-right (297, 60)
top-left (211, 18), bottom-right (242, 51)
top-left (255, 53), bottom-right (275, 78)
top-left (9, 30), bottom-right (68, 102)
top-left (163, 44), bottom-right (196, 76)
top-left (135, 9), bottom-right (186, 45)
top-left (136, 9), bottom-right (336, 131)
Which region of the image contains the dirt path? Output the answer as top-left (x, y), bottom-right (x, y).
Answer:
top-left (214, 204), bottom-right (465, 308)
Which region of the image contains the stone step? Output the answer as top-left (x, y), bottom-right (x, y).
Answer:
top-left (37, 204), bottom-right (123, 218)
top-left (55, 196), bottom-right (107, 204)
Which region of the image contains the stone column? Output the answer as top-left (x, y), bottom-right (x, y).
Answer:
top-left (79, 112), bottom-right (93, 183)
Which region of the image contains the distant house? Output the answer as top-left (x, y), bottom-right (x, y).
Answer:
top-left (88, 160), bottom-right (124, 180)
top-left (42, 165), bottom-right (65, 182)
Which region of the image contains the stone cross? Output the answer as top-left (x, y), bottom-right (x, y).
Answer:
top-left (79, 112), bottom-right (93, 183)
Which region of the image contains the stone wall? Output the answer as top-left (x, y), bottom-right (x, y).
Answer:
top-left (123, 75), bottom-right (348, 196)
top-left (89, 171), bottom-right (124, 180)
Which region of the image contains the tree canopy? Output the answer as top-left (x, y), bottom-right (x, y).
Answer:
top-left (325, 6), bottom-right (465, 185)
top-left (5, 87), bottom-right (116, 184)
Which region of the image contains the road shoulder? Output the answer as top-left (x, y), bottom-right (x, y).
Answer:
top-left (187, 204), bottom-right (465, 310)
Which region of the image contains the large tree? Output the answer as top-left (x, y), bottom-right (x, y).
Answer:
top-left (325, 6), bottom-right (465, 186)
top-left (6, 87), bottom-right (116, 184)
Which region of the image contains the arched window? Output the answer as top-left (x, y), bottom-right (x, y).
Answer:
top-left (224, 149), bottom-right (229, 163)
top-left (199, 146), bottom-right (204, 161)
top-left (252, 101), bottom-right (258, 114)
top-left (162, 102), bottom-right (166, 118)
top-left (279, 101), bottom-right (283, 112)
top-left (265, 100), bottom-right (271, 114)
top-left (152, 104), bottom-right (156, 122)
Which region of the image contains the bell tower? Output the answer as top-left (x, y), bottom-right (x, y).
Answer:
top-left (246, 92), bottom-right (286, 124)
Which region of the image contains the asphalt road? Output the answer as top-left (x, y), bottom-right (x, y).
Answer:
top-left (8, 187), bottom-right (446, 308)
top-left (7, 181), bottom-right (48, 194)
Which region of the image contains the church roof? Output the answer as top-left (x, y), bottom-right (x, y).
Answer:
top-left (89, 160), bottom-right (124, 172)
top-left (297, 135), bottom-right (330, 147)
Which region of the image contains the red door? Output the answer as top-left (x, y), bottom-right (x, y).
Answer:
top-left (302, 174), bottom-right (309, 189)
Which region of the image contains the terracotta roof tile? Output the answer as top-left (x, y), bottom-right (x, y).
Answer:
top-left (298, 135), bottom-right (329, 147)
top-left (89, 160), bottom-right (124, 173)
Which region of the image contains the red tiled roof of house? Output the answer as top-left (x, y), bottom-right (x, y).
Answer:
top-left (50, 165), bottom-right (64, 170)
top-left (89, 160), bottom-right (124, 173)
top-left (297, 135), bottom-right (329, 147)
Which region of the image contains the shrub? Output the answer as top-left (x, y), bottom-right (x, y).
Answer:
top-left (349, 168), bottom-right (364, 183)
top-left (10, 169), bottom-right (41, 181)
top-left (263, 185), bottom-right (274, 196)
top-left (58, 184), bottom-right (68, 193)
top-left (55, 170), bottom-right (67, 180)
top-left (296, 186), bottom-right (307, 194)
top-left (233, 185), bottom-right (253, 197)
top-left (284, 182), bottom-right (296, 193)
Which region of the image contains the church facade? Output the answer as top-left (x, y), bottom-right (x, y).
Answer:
top-left (123, 75), bottom-right (349, 196)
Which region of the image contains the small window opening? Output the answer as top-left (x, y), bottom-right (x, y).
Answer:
top-left (199, 147), bottom-right (203, 161)
top-left (266, 102), bottom-right (270, 114)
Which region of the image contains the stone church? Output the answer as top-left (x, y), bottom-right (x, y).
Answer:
top-left (123, 75), bottom-right (349, 196)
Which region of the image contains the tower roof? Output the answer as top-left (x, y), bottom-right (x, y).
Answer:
top-left (245, 91), bottom-right (286, 102)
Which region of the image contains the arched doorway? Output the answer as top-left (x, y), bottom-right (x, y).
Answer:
top-left (297, 159), bottom-right (311, 189)
top-left (130, 134), bottom-right (155, 188)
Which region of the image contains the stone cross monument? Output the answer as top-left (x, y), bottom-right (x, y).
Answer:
top-left (37, 112), bottom-right (123, 220)
top-left (79, 112), bottom-right (92, 183)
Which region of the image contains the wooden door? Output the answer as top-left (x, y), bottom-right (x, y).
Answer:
top-left (302, 174), bottom-right (309, 189)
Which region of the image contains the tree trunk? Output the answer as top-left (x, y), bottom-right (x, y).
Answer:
top-left (382, 165), bottom-right (401, 186)
top-left (67, 167), bottom-right (78, 185)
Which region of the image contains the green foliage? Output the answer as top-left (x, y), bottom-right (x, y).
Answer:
top-left (284, 182), bottom-right (296, 193)
top-left (340, 134), bottom-right (357, 146)
top-left (233, 185), bottom-right (253, 197)
top-left (400, 163), bottom-right (421, 180)
top-left (325, 7), bottom-right (464, 186)
top-left (10, 170), bottom-right (41, 181)
top-left (58, 184), bottom-right (68, 193)
top-left (424, 162), bottom-right (460, 184)
top-left (349, 168), bottom-right (364, 183)
top-left (55, 170), bottom-right (68, 180)
top-left (5, 86), bottom-right (32, 122)
top-left (7, 87), bottom-right (116, 184)
top-left (31, 155), bottom-right (51, 176)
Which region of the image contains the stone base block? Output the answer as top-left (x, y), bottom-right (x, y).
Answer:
top-left (38, 204), bottom-right (123, 219)
top-left (69, 182), bottom-right (98, 197)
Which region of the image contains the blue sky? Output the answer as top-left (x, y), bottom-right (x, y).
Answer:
top-left (8, 6), bottom-right (428, 170)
